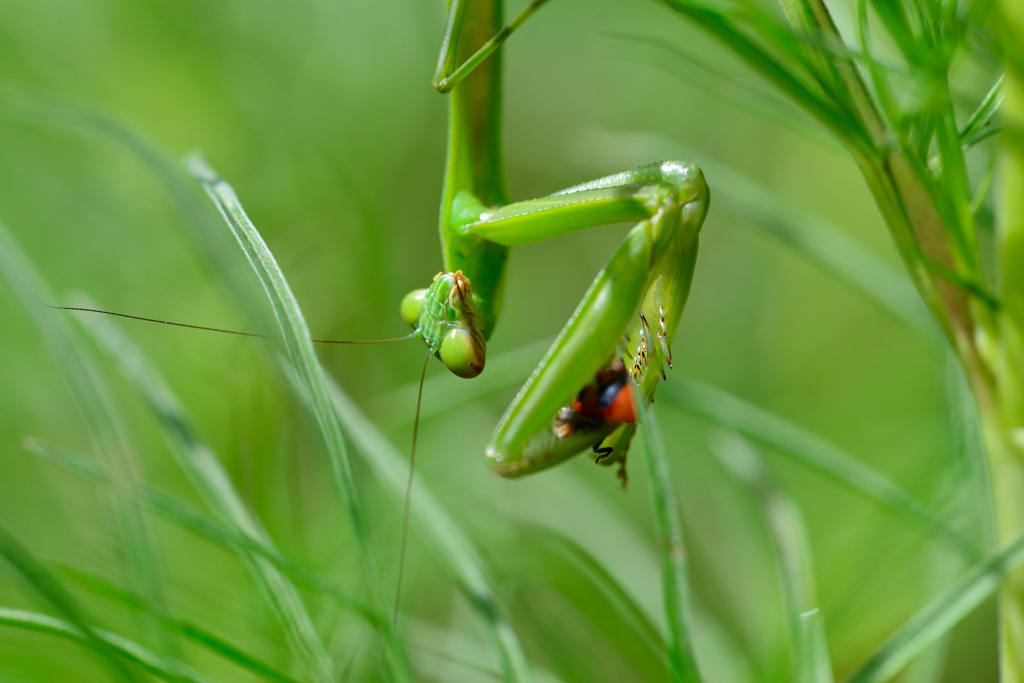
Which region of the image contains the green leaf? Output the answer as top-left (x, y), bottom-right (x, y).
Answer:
top-left (57, 566), bottom-right (303, 683)
top-left (286, 363), bottom-right (536, 682)
top-left (710, 432), bottom-right (832, 683)
top-left (0, 219), bottom-right (180, 661)
top-left (183, 154), bottom-right (409, 679)
top-left (23, 437), bottom-right (375, 623)
top-left (0, 526), bottom-right (141, 682)
top-left (847, 531), bottom-right (1024, 682)
top-left (660, 378), bottom-right (979, 560)
top-left (635, 397), bottom-right (701, 682)
top-left (74, 303), bottom-right (344, 683)
top-left (0, 607), bottom-right (211, 683)
top-left (961, 76), bottom-right (1003, 147)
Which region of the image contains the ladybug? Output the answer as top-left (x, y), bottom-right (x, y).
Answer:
top-left (571, 359), bottom-right (636, 424)
top-left (555, 359), bottom-right (636, 441)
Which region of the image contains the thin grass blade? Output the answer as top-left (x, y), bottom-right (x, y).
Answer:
top-left (23, 437), bottom-right (376, 623)
top-left (530, 529), bottom-right (670, 670)
top-left (0, 607), bottom-right (211, 683)
top-left (0, 525), bottom-right (141, 682)
top-left (0, 220), bottom-right (180, 659)
top-left (74, 305), bottom-right (342, 683)
top-left (846, 531), bottom-right (1024, 682)
top-left (634, 396), bottom-right (700, 682)
top-left (961, 76), bottom-right (1003, 145)
top-left (660, 378), bottom-right (978, 560)
top-left (56, 566), bottom-right (303, 683)
top-left (657, 0), bottom-right (867, 150)
top-left (710, 431), bottom-right (833, 683)
top-left (281, 362), bottom-right (535, 681)
top-left (182, 154), bottom-right (410, 679)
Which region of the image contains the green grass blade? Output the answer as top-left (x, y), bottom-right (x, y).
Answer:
top-left (23, 437), bottom-right (376, 624)
top-left (284, 363), bottom-right (535, 682)
top-left (0, 526), bottom-right (141, 682)
top-left (56, 566), bottom-right (303, 683)
top-left (777, 0), bottom-right (848, 100)
top-left (963, 69), bottom-right (1002, 138)
top-left (531, 529), bottom-right (670, 671)
top-left (657, 0), bottom-right (867, 151)
top-left (695, 153), bottom-right (936, 339)
top-left (0, 607), bottom-right (212, 683)
top-left (74, 305), bottom-right (343, 683)
top-left (0, 220), bottom-right (180, 659)
top-left (846, 531), bottom-right (1024, 682)
top-left (866, 0), bottom-right (918, 63)
top-left (614, 33), bottom-right (833, 145)
top-left (635, 397), bottom-right (700, 683)
top-left (182, 154), bottom-right (409, 679)
top-left (711, 432), bottom-right (833, 683)
top-left (660, 378), bottom-right (978, 560)
top-left (0, 85), bottom-right (273, 328)
top-left (780, 0), bottom-right (886, 145)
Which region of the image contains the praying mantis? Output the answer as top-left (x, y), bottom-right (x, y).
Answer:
top-left (10, 0), bottom-right (709, 675)
top-left (406, 0), bottom-right (710, 483)
top-left (56, 0), bottom-right (710, 484)
top-left (42, 0), bottom-right (709, 487)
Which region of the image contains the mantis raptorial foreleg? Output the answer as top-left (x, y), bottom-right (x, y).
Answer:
top-left (471, 161), bottom-right (708, 478)
top-left (403, 160), bottom-right (709, 482)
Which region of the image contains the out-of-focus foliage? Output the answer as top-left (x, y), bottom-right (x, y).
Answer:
top-left (0, 0), bottom-right (1002, 681)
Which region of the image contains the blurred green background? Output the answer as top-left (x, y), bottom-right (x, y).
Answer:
top-left (0, 0), bottom-right (997, 681)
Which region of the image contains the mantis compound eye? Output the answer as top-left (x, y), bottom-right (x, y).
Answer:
top-left (440, 326), bottom-right (486, 379)
top-left (400, 288), bottom-right (427, 328)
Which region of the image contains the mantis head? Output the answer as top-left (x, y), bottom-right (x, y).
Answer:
top-left (400, 270), bottom-right (486, 379)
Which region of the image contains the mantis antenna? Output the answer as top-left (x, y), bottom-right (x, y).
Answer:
top-left (33, 279), bottom-right (438, 646)
top-left (30, 286), bottom-right (417, 345)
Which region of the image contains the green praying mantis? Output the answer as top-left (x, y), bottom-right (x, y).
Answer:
top-left (405, 0), bottom-right (710, 482)
top-left (34, 0), bottom-right (710, 655)
top-left (53, 0), bottom-right (709, 484)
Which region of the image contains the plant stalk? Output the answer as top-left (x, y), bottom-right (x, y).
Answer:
top-left (981, 2), bottom-right (1024, 679)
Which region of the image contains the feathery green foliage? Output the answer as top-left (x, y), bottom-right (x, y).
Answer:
top-left (0, 0), bottom-right (1014, 680)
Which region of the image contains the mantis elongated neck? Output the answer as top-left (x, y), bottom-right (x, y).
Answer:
top-left (439, 0), bottom-right (511, 340)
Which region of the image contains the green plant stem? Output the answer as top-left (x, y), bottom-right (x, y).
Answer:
top-left (994, 1), bottom-right (1024, 679)
top-left (987, 423), bottom-right (1024, 680)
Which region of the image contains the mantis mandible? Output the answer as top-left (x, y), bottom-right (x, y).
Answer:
top-left (405, 0), bottom-right (710, 483)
